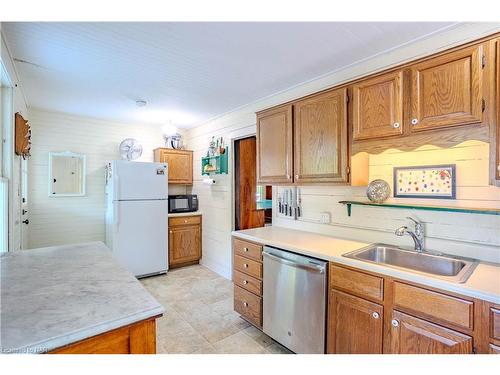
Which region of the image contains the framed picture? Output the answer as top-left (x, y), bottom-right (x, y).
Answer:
top-left (393, 164), bottom-right (456, 199)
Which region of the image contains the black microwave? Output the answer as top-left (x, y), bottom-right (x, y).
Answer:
top-left (168, 194), bottom-right (198, 213)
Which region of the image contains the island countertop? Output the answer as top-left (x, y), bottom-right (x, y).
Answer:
top-left (0, 241), bottom-right (164, 354)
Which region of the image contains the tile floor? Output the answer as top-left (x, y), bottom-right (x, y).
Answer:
top-left (141, 264), bottom-right (292, 354)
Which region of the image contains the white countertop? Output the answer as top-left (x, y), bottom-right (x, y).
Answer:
top-left (168, 211), bottom-right (202, 218)
top-left (232, 226), bottom-right (500, 304)
top-left (0, 241), bottom-right (164, 354)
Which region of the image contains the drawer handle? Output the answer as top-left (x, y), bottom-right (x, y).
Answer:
top-left (243, 247), bottom-right (249, 252)
top-left (243, 263), bottom-right (249, 268)
top-left (243, 302), bottom-right (248, 307)
top-left (243, 280), bottom-right (248, 285)
top-left (372, 312), bottom-right (379, 319)
top-left (411, 118), bottom-right (419, 125)
top-left (391, 319), bottom-right (399, 328)
top-left (184, 219), bottom-right (188, 223)
top-left (393, 122), bottom-right (400, 129)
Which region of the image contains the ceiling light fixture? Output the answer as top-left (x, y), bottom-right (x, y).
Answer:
top-left (135, 99), bottom-right (147, 107)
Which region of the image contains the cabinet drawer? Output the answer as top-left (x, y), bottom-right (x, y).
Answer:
top-left (490, 307), bottom-right (500, 340)
top-left (233, 238), bottom-right (262, 262)
top-left (233, 270), bottom-right (262, 296)
top-left (330, 264), bottom-right (383, 302)
top-left (169, 215), bottom-right (201, 227)
top-left (393, 282), bottom-right (473, 330)
top-left (234, 285), bottom-right (262, 327)
top-left (234, 255), bottom-right (262, 279)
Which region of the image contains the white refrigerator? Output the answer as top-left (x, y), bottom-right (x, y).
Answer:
top-left (105, 160), bottom-right (168, 277)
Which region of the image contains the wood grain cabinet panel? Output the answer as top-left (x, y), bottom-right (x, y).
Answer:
top-left (234, 285), bottom-right (262, 327)
top-left (490, 344), bottom-right (500, 354)
top-left (168, 216), bottom-right (201, 268)
top-left (294, 88), bottom-right (349, 183)
top-left (256, 105), bottom-right (293, 184)
top-left (233, 269), bottom-right (262, 295)
top-left (496, 38), bottom-right (500, 180)
top-left (233, 238), bottom-right (263, 262)
top-left (389, 311), bottom-right (473, 354)
top-left (490, 306), bottom-right (500, 340)
top-left (409, 44), bottom-right (484, 132)
top-left (154, 148), bottom-right (193, 184)
top-left (352, 70), bottom-right (404, 140)
top-left (233, 254), bottom-right (262, 279)
top-left (49, 318), bottom-right (157, 354)
top-left (327, 290), bottom-right (383, 354)
top-left (393, 281), bottom-right (473, 330)
top-left (329, 264), bottom-right (384, 302)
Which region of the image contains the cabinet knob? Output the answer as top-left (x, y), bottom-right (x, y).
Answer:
top-left (411, 118), bottom-right (419, 125)
top-left (169, 230), bottom-right (173, 234)
top-left (286, 174), bottom-right (291, 179)
top-left (391, 319), bottom-right (400, 327)
top-left (243, 247), bottom-right (248, 252)
top-left (372, 312), bottom-right (379, 319)
top-left (243, 280), bottom-right (248, 285)
top-left (243, 263), bottom-right (248, 268)
top-left (184, 219), bottom-right (188, 223)
top-left (393, 122), bottom-right (400, 129)
top-left (295, 175), bottom-right (299, 179)
top-left (243, 302), bottom-right (248, 307)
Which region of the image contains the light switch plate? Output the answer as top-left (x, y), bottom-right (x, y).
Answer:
top-left (320, 212), bottom-right (331, 224)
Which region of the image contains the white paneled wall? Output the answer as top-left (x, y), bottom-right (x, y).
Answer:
top-left (184, 24), bottom-right (500, 278)
top-left (27, 108), bottom-right (165, 248)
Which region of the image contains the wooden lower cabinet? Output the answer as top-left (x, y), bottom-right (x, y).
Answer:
top-left (232, 238), bottom-right (263, 328)
top-left (168, 215), bottom-right (202, 269)
top-left (389, 311), bottom-right (473, 354)
top-left (327, 290), bottom-right (383, 354)
top-left (49, 318), bottom-right (158, 354)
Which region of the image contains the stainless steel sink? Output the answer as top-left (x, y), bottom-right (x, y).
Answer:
top-left (343, 244), bottom-right (479, 283)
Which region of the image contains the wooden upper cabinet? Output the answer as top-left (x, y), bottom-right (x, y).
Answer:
top-left (327, 290), bottom-right (383, 354)
top-left (352, 70), bottom-right (404, 141)
top-left (409, 44), bottom-right (484, 132)
top-left (294, 88), bottom-right (349, 183)
top-left (256, 105), bottom-right (293, 184)
top-left (154, 148), bottom-right (193, 184)
top-left (496, 39), bottom-right (500, 180)
top-left (389, 311), bottom-right (473, 354)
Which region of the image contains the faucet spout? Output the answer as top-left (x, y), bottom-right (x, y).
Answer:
top-left (395, 218), bottom-right (425, 252)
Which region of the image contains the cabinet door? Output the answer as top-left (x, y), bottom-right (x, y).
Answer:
top-left (294, 88), bottom-right (348, 183)
top-left (496, 39), bottom-right (500, 180)
top-left (327, 290), bottom-right (383, 354)
top-left (352, 70), bottom-right (404, 140)
top-left (409, 44), bottom-right (484, 132)
top-left (169, 224), bottom-right (201, 267)
top-left (160, 150), bottom-right (193, 184)
top-left (256, 105), bottom-right (293, 184)
top-left (389, 311), bottom-right (473, 354)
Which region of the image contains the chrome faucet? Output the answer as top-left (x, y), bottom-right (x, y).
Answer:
top-left (395, 217), bottom-right (425, 252)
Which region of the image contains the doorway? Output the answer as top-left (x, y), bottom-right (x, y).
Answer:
top-left (234, 136), bottom-right (272, 230)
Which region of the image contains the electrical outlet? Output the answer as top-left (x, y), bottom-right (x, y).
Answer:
top-left (320, 212), bottom-right (331, 224)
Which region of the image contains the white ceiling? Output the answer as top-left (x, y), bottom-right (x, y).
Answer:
top-left (3, 22), bottom-right (458, 128)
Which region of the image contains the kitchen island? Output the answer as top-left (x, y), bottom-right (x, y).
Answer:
top-left (0, 241), bottom-right (164, 354)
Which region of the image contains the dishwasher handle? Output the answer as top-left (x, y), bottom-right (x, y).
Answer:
top-left (263, 251), bottom-right (325, 274)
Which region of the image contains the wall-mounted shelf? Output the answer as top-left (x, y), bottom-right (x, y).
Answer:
top-left (339, 200), bottom-right (500, 217)
top-left (201, 149), bottom-right (228, 176)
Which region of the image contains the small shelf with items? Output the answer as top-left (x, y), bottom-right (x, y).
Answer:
top-left (339, 200), bottom-right (500, 217)
top-left (201, 151), bottom-right (228, 175)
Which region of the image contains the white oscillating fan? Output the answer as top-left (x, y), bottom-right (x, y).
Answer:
top-left (119, 138), bottom-right (143, 161)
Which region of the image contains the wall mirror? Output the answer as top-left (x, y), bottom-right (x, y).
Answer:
top-left (48, 151), bottom-right (86, 197)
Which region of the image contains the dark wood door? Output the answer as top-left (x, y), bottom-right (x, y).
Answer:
top-left (169, 224), bottom-right (201, 267)
top-left (352, 70), bottom-right (404, 140)
top-left (409, 44), bottom-right (484, 132)
top-left (235, 137), bottom-right (264, 230)
top-left (327, 290), bottom-right (383, 354)
top-left (294, 88), bottom-right (349, 183)
top-left (389, 310), bottom-right (473, 354)
top-left (256, 105), bottom-right (293, 183)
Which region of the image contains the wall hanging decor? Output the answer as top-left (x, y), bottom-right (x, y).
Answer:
top-left (393, 164), bottom-right (456, 199)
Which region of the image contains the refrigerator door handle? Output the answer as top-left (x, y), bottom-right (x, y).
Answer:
top-left (114, 202), bottom-right (120, 232)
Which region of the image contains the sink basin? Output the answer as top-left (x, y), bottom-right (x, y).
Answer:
top-left (343, 244), bottom-right (479, 283)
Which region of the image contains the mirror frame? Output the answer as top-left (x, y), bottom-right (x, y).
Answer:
top-left (48, 151), bottom-right (87, 197)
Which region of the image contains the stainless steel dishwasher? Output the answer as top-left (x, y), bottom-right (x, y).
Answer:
top-left (262, 246), bottom-right (327, 354)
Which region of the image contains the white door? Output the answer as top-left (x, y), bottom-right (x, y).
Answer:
top-left (112, 199), bottom-right (168, 277)
top-left (113, 161), bottom-right (167, 200)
